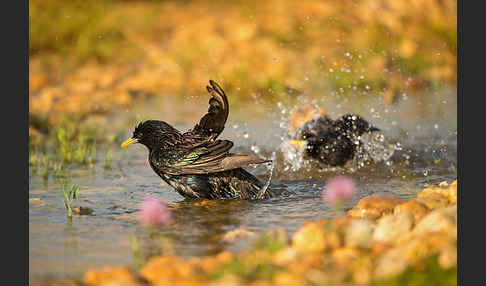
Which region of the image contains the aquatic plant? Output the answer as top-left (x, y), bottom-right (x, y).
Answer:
top-left (41, 154), bottom-right (50, 182)
top-left (62, 184), bottom-right (80, 218)
top-left (137, 196), bottom-right (172, 227)
top-left (103, 150), bottom-right (113, 170)
top-left (323, 175), bottom-right (356, 206)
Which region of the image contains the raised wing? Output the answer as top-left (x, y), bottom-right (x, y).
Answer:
top-left (159, 140), bottom-right (270, 175)
top-left (188, 80), bottom-right (229, 141)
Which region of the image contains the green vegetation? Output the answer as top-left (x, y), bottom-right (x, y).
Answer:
top-left (372, 257), bottom-right (457, 286)
top-left (62, 184), bottom-right (80, 218)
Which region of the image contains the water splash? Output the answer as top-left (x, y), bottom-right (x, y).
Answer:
top-left (359, 131), bottom-right (396, 162)
top-left (257, 151), bottom-right (276, 199)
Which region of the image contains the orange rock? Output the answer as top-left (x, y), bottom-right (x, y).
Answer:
top-left (418, 181), bottom-right (457, 204)
top-left (273, 271), bottom-right (308, 286)
top-left (371, 242), bottom-right (393, 258)
top-left (273, 247), bottom-right (298, 266)
top-left (83, 266), bottom-right (141, 286)
top-left (348, 194), bottom-right (404, 219)
top-left (416, 193), bottom-right (449, 210)
top-left (332, 247), bottom-right (362, 266)
top-left (292, 223), bottom-right (327, 252)
top-left (394, 200), bottom-right (430, 222)
top-left (140, 255), bottom-right (195, 285)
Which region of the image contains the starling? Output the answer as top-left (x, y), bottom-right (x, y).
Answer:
top-left (121, 80), bottom-right (273, 200)
top-left (291, 114), bottom-right (380, 166)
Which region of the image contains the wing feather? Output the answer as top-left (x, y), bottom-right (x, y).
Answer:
top-left (160, 140), bottom-right (270, 175)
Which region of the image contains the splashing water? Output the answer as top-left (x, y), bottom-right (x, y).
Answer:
top-left (359, 131), bottom-right (396, 162)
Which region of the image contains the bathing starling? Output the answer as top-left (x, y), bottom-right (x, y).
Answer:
top-left (292, 114), bottom-right (380, 166)
top-left (121, 80), bottom-right (273, 200)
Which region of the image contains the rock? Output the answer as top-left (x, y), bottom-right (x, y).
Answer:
top-left (83, 266), bottom-right (142, 286)
top-left (415, 193), bottom-right (449, 210)
top-left (140, 255), bottom-right (196, 285)
top-left (292, 223), bottom-right (327, 252)
top-left (74, 206), bottom-right (94, 215)
top-left (332, 247), bottom-right (362, 265)
top-left (223, 228), bottom-right (257, 242)
top-left (373, 212), bottom-right (414, 244)
top-left (348, 194), bottom-right (404, 219)
top-left (292, 221), bottom-right (341, 252)
top-left (394, 200), bottom-right (429, 222)
top-left (195, 251), bottom-right (233, 273)
top-left (374, 247), bottom-right (409, 279)
top-left (417, 181), bottom-right (457, 205)
top-left (412, 205), bottom-right (457, 238)
top-left (371, 242), bottom-right (393, 258)
top-left (345, 219), bottom-right (375, 248)
top-left (273, 247), bottom-right (299, 266)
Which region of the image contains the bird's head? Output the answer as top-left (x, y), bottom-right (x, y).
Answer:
top-left (121, 120), bottom-right (181, 150)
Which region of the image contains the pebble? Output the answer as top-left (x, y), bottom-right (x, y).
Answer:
top-left (412, 205), bottom-right (457, 238)
top-left (345, 219), bottom-right (375, 248)
top-left (393, 200), bottom-right (429, 222)
top-left (373, 212), bottom-right (414, 244)
top-left (348, 194), bottom-right (404, 219)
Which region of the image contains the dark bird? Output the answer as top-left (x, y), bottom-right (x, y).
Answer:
top-left (292, 114), bottom-right (380, 167)
top-left (121, 80), bottom-right (273, 200)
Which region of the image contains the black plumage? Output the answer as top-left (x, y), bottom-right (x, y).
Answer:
top-left (122, 80), bottom-right (273, 200)
top-left (295, 114), bottom-right (380, 166)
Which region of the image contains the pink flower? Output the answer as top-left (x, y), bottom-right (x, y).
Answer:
top-left (323, 176), bottom-right (356, 205)
top-left (137, 195), bottom-right (172, 227)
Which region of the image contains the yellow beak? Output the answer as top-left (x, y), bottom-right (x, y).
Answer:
top-left (291, 140), bottom-right (306, 148)
top-left (121, 137), bottom-right (138, 148)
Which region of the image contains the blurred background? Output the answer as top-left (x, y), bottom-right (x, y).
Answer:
top-left (29, 0), bottom-right (456, 131)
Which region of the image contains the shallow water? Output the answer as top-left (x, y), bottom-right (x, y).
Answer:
top-left (29, 87), bottom-right (457, 283)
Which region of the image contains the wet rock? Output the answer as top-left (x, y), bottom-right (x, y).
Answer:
top-left (348, 194), bottom-right (404, 219)
top-left (418, 181), bottom-right (457, 204)
top-left (415, 193), bottom-right (449, 210)
top-left (74, 206), bottom-right (94, 215)
top-left (373, 212), bottom-right (414, 244)
top-left (393, 199), bottom-right (429, 222)
top-left (345, 219), bottom-right (375, 248)
top-left (412, 205), bottom-right (457, 238)
top-left (223, 228), bottom-right (257, 242)
top-left (83, 266), bottom-right (142, 286)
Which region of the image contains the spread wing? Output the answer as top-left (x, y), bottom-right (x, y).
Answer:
top-left (187, 80), bottom-right (229, 141)
top-left (159, 140), bottom-right (270, 175)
